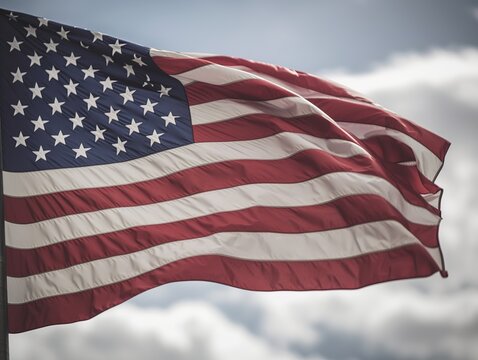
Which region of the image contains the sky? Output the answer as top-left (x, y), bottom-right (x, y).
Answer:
top-left (1, 1), bottom-right (478, 359)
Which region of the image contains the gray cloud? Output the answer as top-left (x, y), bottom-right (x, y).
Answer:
top-left (10, 303), bottom-right (326, 360)
top-left (1, 0), bottom-right (478, 72)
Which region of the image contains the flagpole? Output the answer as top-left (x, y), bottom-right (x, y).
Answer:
top-left (0, 124), bottom-right (10, 359)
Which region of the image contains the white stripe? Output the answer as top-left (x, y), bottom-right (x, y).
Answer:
top-left (422, 190), bottom-right (442, 209)
top-left (171, 61), bottom-right (332, 101)
top-left (7, 220), bottom-right (442, 304)
top-left (3, 132), bottom-right (367, 197)
top-left (398, 161), bottom-right (417, 166)
top-left (190, 97), bottom-right (334, 125)
top-left (150, 49), bottom-right (213, 59)
top-left (171, 63), bottom-right (260, 86)
top-left (6, 172), bottom-right (440, 249)
top-left (230, 65), bottom-right (335, 97)
top-left (165, 62), bottom-right (338, 126)
top-left (337, 122), bottom-right (442, 181)
top-left (149, 50), bottom-right (324, 96)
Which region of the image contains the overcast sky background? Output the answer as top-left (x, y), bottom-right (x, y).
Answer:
top-left (1, 1), bottom-right (478, 359)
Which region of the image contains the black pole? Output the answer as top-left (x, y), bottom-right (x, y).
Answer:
top-left (0, 121), bottom-right (10, 359)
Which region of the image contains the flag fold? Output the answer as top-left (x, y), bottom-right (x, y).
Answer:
top-left (0, 9), bottom-right (449, 333)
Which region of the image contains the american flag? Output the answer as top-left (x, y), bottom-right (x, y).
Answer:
top-left (0, 9), bottom-right (449, 333)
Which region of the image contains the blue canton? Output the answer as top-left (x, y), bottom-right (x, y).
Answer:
top-left (0, 9), bottom-right (193, 172)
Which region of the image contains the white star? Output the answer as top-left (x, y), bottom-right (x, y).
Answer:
top-left (7, 12), bottom-right (18, 21)
top-left (7, 37), bottom-right (22, 52)
top-left (140, 99), bottom-right (158, 115)
top-left (44, 39), bottom-right (59, 53)
top-left (13, 132), bottom-right (30, 148)
top-left (38, 17), bottom-right (49, 27)
top-left (27, 52), bottom-right (42, 67)
top-left (72, 143), bottom-right (91, 159)
top-left (11, 100), bottom-right (28, 116)
top-left (33, 146), bottom-right (50, 162)
top-left (112, 137), bottom-right (127, 155)
top-left (29, 82), bottom-right (45, 99)
top-left (109, 39), bottom-right (126, 55)
top-left (143, 74), bottom-right (151, 87)
top-left (11, 68), bottom-right (26, 83)
top-left (84, 93), bottom-right (99, 110)
top-left (105, 106), bottom-right (120, 123)
top-left (100, 76), bottom-right (116, 92)
top-left (31, 116), bottom-right (49, 132)
top-left (82, 65), bottom-right (99, 80)
top-left (51, 130), bottom-right (70, 146)
top-left (80, 41), bottom-right (89, 49)
top-left (69, 112), bottom-right (85, 129)
top-left (49, 97), bottom-right (65, 115)
top-left (24, 25), bottom-right (37, 38)
top-left (120, 86), bottom-right (136, 104)
top-left (46, 66), bottom-right (60, 81)
top-left (146, 130), bottom-right (164, 146)
top-left (64, 79), bottom-right (79, 96)
top-left (125, 119), bottom-right (142, 135)
top-left (132, 54), bottom-right (146, 67)
top-left (57, 26), bottom-right (70, 40)
top-left (161, 112), bottom-right (180, 127)
top-left (159, 84), bottom-right (172, 98)
top-left (102, 54), bottom-right (113, 65)
top-left (91, 31), bottom-right (103, 42)
top-left (123, 64), bottom-right (135, 77)
top-left (64, 52), bottom-right (80, 66)
top-left (91, 125), bottom-right (106, 142)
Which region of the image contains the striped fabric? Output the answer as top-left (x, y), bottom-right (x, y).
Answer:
top-left (1, 10), bottom-right (449, 333)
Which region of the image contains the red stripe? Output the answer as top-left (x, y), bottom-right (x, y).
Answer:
top-left (186, 78), bottom-right (290, 106)
top-left (193, 113), bottom-right (348, 142)
top-left (8, 244), bottom-right (439, 333)
top-left (152, 55), bottom-right (371, 103)
top-left (6, 195), bottom-right (439, 277)
top-left (307, 98), bottom-right (450, 161)
top-left (4, 145), bottom-right (438, 226)
top-left (360, 135), bottom-right (415, 163)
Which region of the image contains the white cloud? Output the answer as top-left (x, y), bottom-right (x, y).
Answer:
top-left (324, 47), bottom-right (478, 109)
top-left (239, 286), bottom-right (478, 360)
top-left (10, 302), bottom-right (326, 360)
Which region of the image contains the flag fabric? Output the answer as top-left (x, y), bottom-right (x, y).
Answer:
top-left (0, 9), bottom-right (449, 333)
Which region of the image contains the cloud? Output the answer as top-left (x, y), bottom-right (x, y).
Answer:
top-left (233, 286), bottom-right (478, 360)
top-left (10, 302), bottom-right (326, 360)
top-left (9, 47), bottom-right (478, 360)
top-left (323, 47), bottom-right (478, 96)
top-left (472, 7), bottom-right (478, 22)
